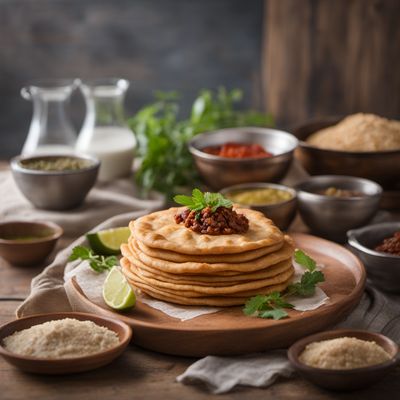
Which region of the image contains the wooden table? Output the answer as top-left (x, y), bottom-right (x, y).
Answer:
top-left (1, 162), bottom-right (399, 399)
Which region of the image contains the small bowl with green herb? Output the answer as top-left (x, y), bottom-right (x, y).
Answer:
top-left (220, 182), bottom-right (297, 231)
top-left (0, 220), bottom-right (63, 266)
top-left (11, 154), bottom-right (100, 210)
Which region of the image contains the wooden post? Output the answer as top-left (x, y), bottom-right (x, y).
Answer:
top-left (262, 0), bottom-right (400, 128)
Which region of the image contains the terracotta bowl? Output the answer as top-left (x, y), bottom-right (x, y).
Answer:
top-left (288, 329), bottom-right (399, 391)
top-left (0, 220), bottom-right (63, 266)
top-left (0, 312), bottom-right (132, 374)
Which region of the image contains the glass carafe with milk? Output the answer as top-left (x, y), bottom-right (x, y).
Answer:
top-left (76, 78), bottom-right (136, 181)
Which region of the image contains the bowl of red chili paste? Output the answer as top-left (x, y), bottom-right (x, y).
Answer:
top-left (348, 222), bottom-right (400, 293)
top-left (189, 128), bottom-right (298, 190)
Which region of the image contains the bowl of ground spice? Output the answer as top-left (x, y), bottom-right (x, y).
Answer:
top-left (0, 312), bottom-right (132, 374)
top-left (288, 329), bottom-right (399, 391)
top-left (10, 154), bottom-right (100, 210)
top-left (348, 222), bottom-right (400, 293)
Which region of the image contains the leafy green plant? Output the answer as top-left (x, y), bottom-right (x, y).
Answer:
top-left (243, 249), bottom-right (325, 320)
top-left (127, 88), bottom-right (273, 197)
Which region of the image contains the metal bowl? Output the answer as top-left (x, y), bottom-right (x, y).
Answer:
top-left (11, 154), bottom-right (100, 210)
top-left (189, 127), bottom-right (298, 190)
top-left (220, 182), bottom-right (297, 231)
top-left (293, 118), bottom-right (400, 188)
top-left (347, 222), bottom-right (400, 293)
top-left (296, 175), bottom-right (382, 242)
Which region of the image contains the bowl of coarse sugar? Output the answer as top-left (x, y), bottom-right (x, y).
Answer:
top-left (0, 312), bottom-right (132, 374)
top-left (288, 329), bottom-right (399, 391)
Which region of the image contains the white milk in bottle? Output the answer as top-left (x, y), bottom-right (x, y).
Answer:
top-left (75, 79), bottom-right (136, 181)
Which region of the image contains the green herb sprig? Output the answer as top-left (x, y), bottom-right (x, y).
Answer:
top-left (68, 246), bottom-right (118, 273)
top-left (243, 249), bottom-right (325, 320)
top-left (128, 88), bottom-right (274, 197)
top-left (174, 188), bottom-right (232, 213)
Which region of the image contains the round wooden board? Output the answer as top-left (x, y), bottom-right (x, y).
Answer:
top-left (67, 233), bottom-right (366, 357)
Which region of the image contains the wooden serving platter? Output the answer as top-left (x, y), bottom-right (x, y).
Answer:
top-left (66, 233), bottom-right (366, 357)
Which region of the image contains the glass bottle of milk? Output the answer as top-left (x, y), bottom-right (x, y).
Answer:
top-left (76, 78), bottom-right (136, 181)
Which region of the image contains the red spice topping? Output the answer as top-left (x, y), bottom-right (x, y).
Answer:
top-left (203, 142), bottom-right (273, 159)
top-left (174, 206), bottom-right (249, 235)
top-left (374, 232), bottom-right (400, 256)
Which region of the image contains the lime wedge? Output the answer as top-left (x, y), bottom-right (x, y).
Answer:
top-left (87, 227), bottom-right (130, 255)
top-left (103, 266), bottom-right (136, 310)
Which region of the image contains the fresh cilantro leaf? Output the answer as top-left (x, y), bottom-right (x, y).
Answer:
top-left (192, 188), bottom-right (204, 203)
top-left (173, 195), bottom-right (194, 207)
top-left (174, 188), bottom-right (232, 213)
top-left (68, 246), bottom-right (92, 261)
top-left (294, 249), bottom-right (317, 272)
top-left (243, 250), bottom-right (325, 320)
top-left (243, 295), bottom-right (267, 315)
top-left (69, 246), bottom-right (118, 273)
top-left (288, 270), bottom-right (325, 297)
top-left (259, 308), bottom-right (289, 320)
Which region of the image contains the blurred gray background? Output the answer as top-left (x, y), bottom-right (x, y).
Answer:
top-left (0, 0), bottom-right (263, 158)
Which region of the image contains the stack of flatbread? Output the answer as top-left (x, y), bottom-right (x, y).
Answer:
top-left (121, 207), bottom-right (295, 306)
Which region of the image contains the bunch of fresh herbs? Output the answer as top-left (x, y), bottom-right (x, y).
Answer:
top-left (69, 246), bottom-right (118, 273)
top-left (243, 249), bottom-right (325, 320)
top-left (127, 88), bottom-right (273, 197)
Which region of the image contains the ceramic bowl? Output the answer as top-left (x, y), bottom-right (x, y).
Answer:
top-left (0, 312), bottom-right (132, 374)
top-left (0, 220), bottom-right (63, 266)
top-left (296, 175), bottom-right (382, 242)
top-left (11, 153), bottom-right (100, 210)
top-left (347, 222), bottom-right (400, 293)
top-left (293, 118), bottom-right (400, 188)
top-left (288, 329), bottom-right (399, 391)
top-left (220, 182), bottom-right (297, 230)
top-left (189, 127), bottom-right (298, 190)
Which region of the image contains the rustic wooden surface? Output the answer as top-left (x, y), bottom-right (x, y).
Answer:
top-left (263, 0), bottom-right (400, 128)
top-left (1, 262), bottom-right (400, 399)
top-left (1, 159), bottom-right (399, 398)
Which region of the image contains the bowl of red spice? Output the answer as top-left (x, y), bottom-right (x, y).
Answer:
top-left (189, 127), bottom-right (298, 190)
top-left (347, 222), bottom-right (400, 293)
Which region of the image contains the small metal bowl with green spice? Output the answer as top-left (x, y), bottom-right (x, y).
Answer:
top-left (220, 183), bottom-right (297, 230)
top-left (11, 154), bottom-right (100, 210)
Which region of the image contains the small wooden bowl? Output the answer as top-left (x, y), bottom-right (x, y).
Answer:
top-left (0, 312), bottom-right (132, 374)
top-left (288, 329), bottom-right (399, 391)
top-left (0, 220), bottom-right (63, 266)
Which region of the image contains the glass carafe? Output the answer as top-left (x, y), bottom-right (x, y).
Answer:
top-left (21, 79), bottom-right (78, 155)
top-left (76, 78), bottom-right (136, 181)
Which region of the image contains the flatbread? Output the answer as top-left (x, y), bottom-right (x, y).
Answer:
top-left (122, 239), bottom-right (294, 274)
top-left (132, 207), bottom-right (284, 255)
top-left (134, 238), bottom-right (284, 263)
top-left (121, 258), bottom-right (291, 306)
top-left (127, 257), bottom-right (293, 284)
top-left (125, 263), bottom-right (294, 295)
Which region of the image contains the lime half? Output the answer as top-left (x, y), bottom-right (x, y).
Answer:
top-left (103, 266), bottom-right (136, 310)
top-left (87, 227), bottom-right (130, 255)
